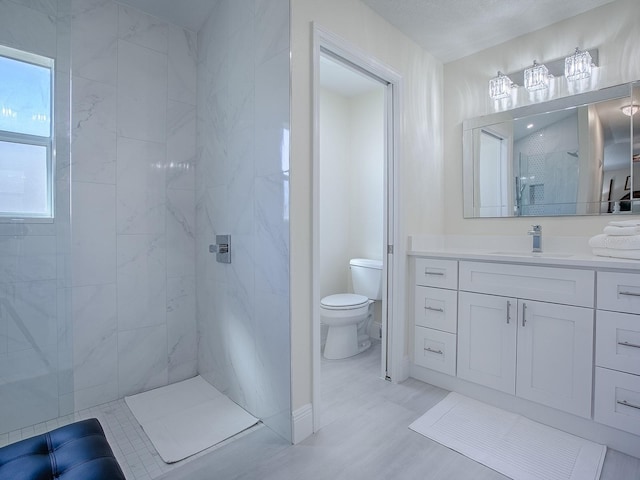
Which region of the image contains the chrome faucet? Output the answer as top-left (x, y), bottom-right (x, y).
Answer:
top-left (528, 225), bottom-right (542, 253)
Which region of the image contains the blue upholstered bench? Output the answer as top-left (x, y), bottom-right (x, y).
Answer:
top-left (0, 418), bottom-right (125, 480)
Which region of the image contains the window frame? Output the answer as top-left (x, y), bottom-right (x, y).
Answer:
top-left (0, 44), bottom-right (55, 223)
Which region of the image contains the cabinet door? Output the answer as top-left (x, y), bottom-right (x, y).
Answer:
top-left (516, 300), bottom-right (594, 418)
top-left (457, 291), bottom-right (517, 394)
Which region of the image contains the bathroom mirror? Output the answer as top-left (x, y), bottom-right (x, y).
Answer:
top-left (463, 81), bottom-right (640, 217)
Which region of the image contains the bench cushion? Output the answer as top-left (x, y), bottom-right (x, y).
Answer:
top-left (0, 418), bottom-right (125, 480)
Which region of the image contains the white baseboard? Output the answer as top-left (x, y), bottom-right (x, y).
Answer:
top-left (292, 403), bottom-right (313, 444)
top-left (401, 354), bottom-right (411, 381)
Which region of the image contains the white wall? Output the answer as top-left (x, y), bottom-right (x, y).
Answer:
top-left (348, 89), bottom-right (385, 263)
top-left (443, 0), bottom-right (640, 237)
top-left (319, 89), bottom-right (350, 298)
top-left (319, 87), bottom-right (384, 300)
top-left (291, 0), bottom-right (444, 412)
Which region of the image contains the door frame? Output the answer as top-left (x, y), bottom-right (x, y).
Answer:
top-left (311, 23), bottom-right (405, 432)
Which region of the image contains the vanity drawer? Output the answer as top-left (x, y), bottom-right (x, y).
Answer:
top-left (596, 310), bottom-right (640, 375)
top-left (594, 367), bottom-right (640, 436)
top-left (414, 326), bottom-right (456, 376)
top-left (459, 261), bottom-right (594, 307)
top-left (597, 271), bottom-right (640, 314)
top-left (415, 258), bottom-right (458, 290)
top-left (414, 286), bottom-right (457, 333)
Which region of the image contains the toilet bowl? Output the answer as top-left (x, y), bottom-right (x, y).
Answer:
top-left (320, 293), bottom-right (372, 360)
top-left (321, 258), bottom-right (382, 360)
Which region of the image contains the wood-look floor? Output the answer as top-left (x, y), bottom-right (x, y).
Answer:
top-left (160, 341), bottom-right (640, 479)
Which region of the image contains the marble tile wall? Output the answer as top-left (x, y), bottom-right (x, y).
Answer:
top-left (70, 0), bottom-right (197, 409)
top-left (2, 0), bottom-right (290, 441)
top-left (0, 0), bottom-right (73, 434)
top-left (196, 0), bottom-right (292, 442)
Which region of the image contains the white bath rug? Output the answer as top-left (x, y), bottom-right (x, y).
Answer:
top-left (410, 392), bottom-right (606, 480)
top-left (125, 375), bottom-right (259, 463)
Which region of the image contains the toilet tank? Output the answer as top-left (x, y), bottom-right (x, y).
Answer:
top-left (350, 258), bottom-right (383, 300)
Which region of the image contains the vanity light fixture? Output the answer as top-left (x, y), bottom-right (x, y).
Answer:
top-left (524, 60), bottom-right (549, 92)
top-left (564, 47), bottom-right (593, 81)
top-left (489, 49), bottom-right (598, 103)
top-left (621, 103), bottom-right (639, 116)
top-left (489, 71), bottom-right (513, 100)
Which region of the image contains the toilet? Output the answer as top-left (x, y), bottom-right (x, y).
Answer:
top-left (321, 258), bottom-right (383, 360)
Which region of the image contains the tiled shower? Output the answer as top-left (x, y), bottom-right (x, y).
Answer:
top-left (0, 0), bottom-right (291, 444)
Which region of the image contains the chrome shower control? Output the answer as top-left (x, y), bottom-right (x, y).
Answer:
top-left (209, 234), bottom-right (231, 263)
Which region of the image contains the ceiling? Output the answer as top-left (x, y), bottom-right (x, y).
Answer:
top-left (117, 0), bottom-right (618, 62)
top-left (360, 0), bottom-right (618, 63)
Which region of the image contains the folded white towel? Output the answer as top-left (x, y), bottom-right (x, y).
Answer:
top-left (588, 234), bottom-right (607, 248)
top-left (588, 234), bottom-right (640, 249)
top-left (603, 225), bottom-right (640, 236)
top-left (608, 219), bottom-right (640, 227)
top-left (592, 247), bottom-right (640, 260)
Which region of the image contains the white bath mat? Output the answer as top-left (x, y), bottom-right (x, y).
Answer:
top-left (125, 376), bottom-right (259, 463)
top-left (410, 392), bottom-right (606, 480)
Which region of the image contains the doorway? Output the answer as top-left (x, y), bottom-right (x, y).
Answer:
top-left (311, 25), bottom-right (402, 432)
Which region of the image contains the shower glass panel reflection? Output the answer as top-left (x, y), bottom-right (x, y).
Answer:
top-left (0, 0), bottom-right (73, 434)
top-left (517, 151), bottom-right (579, 216)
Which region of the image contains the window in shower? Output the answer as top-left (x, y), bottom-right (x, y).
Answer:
top-left (0, 44), bottom-right (54, 220)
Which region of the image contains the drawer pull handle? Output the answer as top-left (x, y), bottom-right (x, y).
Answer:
top-left (425, 306), bottom-right (444, 313)
top-left (617, 400), bottom-right (640, 411)
top-left (618, 341), bottom-right (640, 349)
top-left (619, 290), bottom-right (640, 297)
top-left (425, 347), bottom-right (443, 355)
top-left (506, 301), bottom-right (511, 324)
top-left (522, 302), bottom-right (527, 327)
top-left (425, 270), bottom-right (445, 276)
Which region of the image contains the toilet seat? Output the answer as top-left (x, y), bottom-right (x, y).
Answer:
top-left (321, 293), bottom-right (372, 359)
top-left (320, 293), bottom-right (369, 310)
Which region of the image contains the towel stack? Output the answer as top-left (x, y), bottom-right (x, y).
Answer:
top-left (589, 220), bottom-right (640, 260)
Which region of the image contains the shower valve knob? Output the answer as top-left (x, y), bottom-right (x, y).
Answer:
top-left (209, 235), bottom-right (231, 263)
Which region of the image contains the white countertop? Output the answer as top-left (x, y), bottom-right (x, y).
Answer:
top-left (407, 248), bottom-right (640, 271)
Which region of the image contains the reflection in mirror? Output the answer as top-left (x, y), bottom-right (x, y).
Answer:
top-left (601, 88), bottom-right (635, 214)
top-left (513, 107), bottom-right (582, 216)
top-left (463, 83), bottom-right (637, 217)
top-left (631, 81), bottom-right (640, 213)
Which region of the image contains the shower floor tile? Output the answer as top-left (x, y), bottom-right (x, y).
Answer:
top-left (0, 396), bottom-right (262, 479)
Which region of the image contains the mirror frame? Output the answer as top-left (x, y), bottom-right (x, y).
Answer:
top-left (463, 83), bottom-right (634, 218)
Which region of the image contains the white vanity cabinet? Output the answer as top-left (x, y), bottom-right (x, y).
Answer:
top-left (413, 258), bottom-right (458, 376)
top-left (410, 252), bottom-right (640, 458)
top-left (457, 261), bottom-right (595, 419)
top-left (594, 271), bottom-right (640, 436)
